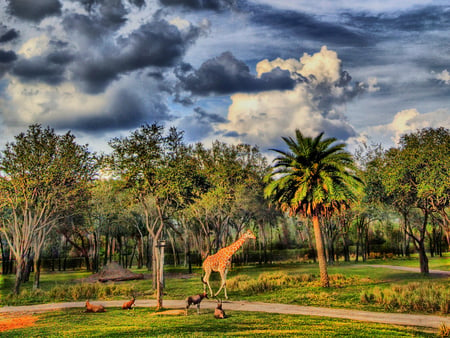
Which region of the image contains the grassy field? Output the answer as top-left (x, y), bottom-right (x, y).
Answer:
top-left (0, 308), bottom-right (436, 337)
top-left (1, 255), bottom-right (449, 314)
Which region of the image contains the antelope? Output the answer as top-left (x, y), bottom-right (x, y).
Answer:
top-left (214, 299), bottom-right (226, 319)
top-left (85, 300), bottom-right (106, 313)
top-left (185, 292), bottom-right (208, 315)
top-left (122, 296), bottom-right (136, 310)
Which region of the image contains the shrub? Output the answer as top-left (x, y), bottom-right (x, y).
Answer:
top-left (227, 272), bottom-right (362, 294)
top-left (360, 281), bottom-right (449, 314)
top-left (3, 282), bottom-right (137, 305)
top-left (439, 323), bottom-right (450, 338)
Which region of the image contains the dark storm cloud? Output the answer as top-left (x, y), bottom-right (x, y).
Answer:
top-left (46, 51), bottom-right (75, 65)
top-left (342, 5), bottom-right (450, 33)
top-left (6, 0), bottom-right (62, 22)
top-left (73, 0), bottom-right (130, 30)
top-left (0, 29), bottom-right (19, 43)
top-left (62, 13), bottom-right (112, 42)
top-left (177, 52), bottom-right (295, 96)
top-left (246, 3), bottom-right (370, 47)
top-left (55, 90), bottom-right (171, 133)
top-left (159, 0), bottom-right (235, 11)
top-left (0, 50), bottom-right (17, 63)
top-left (73, 19), bottom-right (204, 93)
top-left (193, 106), bottom-right (227, 123)
top-left (12, 57), bottom-right (66, 85)
top-left (177, 106), bottom-right (227, 141)
top-left (313, 70), bottom-right (364, 113)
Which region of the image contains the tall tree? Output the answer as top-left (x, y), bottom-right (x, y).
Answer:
top-left (264, 130), bottom-right (362, 287)
top-left (381, 127), bottom-right (450, 273)
top-left (0, 125), bottom-right (95, 293)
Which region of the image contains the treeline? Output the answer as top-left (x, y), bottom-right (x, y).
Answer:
top-left (0, 124), bottom-right (449, 294)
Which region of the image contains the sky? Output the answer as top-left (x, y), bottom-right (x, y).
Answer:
top-left (0, 0), bottom-right (449, 156)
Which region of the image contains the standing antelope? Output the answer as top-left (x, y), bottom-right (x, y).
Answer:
top-left (185, 292), bottom-right (208, 315)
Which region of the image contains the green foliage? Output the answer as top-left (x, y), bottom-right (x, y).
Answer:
top-left (360, 281), bottom-right (450, 314)
top-left (264, 130), bottom-right (362, 217)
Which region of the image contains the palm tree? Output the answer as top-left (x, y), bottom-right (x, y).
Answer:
top-left (264, 130), bottom-right (362, 287)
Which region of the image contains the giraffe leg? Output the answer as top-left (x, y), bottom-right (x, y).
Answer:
top-left (223, 268), bottom-right (228, 299)
top-left (203, 269), bottom-right (214, 297)
top-left (214, 270), bottom-right (227, 298)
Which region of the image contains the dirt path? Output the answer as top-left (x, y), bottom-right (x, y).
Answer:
top-left (360, 264), bottom-right (450, 276)
top-left (1, 299), bottom-right (448, 329)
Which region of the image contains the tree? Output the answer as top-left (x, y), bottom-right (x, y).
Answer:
top-left (381, 127), bottom-right (450, 273)
top-left (264, 130), bottom-right (362, 287)
top-left (0, 125), bottom-right (95, 293)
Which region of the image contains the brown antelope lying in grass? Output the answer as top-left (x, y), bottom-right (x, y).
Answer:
top-left (214, 299), bottom-right (226, 319)
top-left (85, 300), bottom-right (106, 313)
top-left (122, 296), bottom-right (136, 310)
top-left (185, 292), bottom-right (208, 315)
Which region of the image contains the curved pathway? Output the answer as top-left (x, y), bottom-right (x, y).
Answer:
top-left (359, 264), bottom-right (450, 276)
top-left (1, 299), bottom-right (448, 329)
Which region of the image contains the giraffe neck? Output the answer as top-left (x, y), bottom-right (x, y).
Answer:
top-left (220, 236), bottom-right (247, 260)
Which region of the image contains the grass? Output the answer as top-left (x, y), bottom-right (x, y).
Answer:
top-left (1, 255), bottom-right (449, 315)
top-left (0, 308), bottom-right (436, 337)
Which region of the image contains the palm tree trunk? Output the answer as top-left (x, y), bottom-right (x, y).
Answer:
top-left (312, 215), bottom-right (329, 287)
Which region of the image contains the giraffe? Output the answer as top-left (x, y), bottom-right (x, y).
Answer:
top-left (201, 229), bottom-right (256, 299)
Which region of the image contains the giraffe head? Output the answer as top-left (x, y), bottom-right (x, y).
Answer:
top-left (243, 229), bottom-right (256, 240)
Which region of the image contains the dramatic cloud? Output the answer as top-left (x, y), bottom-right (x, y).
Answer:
top-left (177, 52), bottom-right (295, 96)
top-left (367, 108), bottom-right (450, 145)
top-left (219, 46), bottom-right (362, 149)
top-left (54, 89), bottom-right (171, 132)
top-left (343, 5), bottom-right (450, 33)
top-left (247, 2), bottom-right (370, 47)
top-left (0, 77), bottom-right (171, 135)
top-left (0, 29), bottom-right (19, 43)
top-left (0, 50), bottom-right (17, 63)
top-left (160, 0), bottom-right (235, 11)
top-left (12, 56), bottom-right (69, 85)
top-left (72, 18), bottom-right (206, 93)
top-left (174, 106), bottom-right (227, 141)
top-left (6, 0), bottom-right (62, 22)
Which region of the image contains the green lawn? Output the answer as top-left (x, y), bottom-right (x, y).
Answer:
top-left (1, 308), bottom-right (436, 337)
top-left (1, 255), bottom-right (449, 315)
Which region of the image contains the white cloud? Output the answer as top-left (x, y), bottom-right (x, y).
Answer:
top-left (18, 35), bottom-right (51, 58)
top-left (218, 46), bottom-right (357, 149)
top-left (434, 69), bottom-right (450, 84)
top-left (366, 77), bottom-right (380, 92)
top-left (367, 108), bottom-right (450, 145)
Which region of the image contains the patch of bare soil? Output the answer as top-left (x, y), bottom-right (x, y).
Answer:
top-left (0, 313), bottom-right (38, 332)
top-left (149, 309), bottom-right (185, 316)
top-left (82, 262), bottom-right (144, 283)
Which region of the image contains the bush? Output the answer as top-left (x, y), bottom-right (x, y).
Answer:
top-left (439, 323), bottom-right (450, 338)
top-left (3, 282), bottom-right (137, 305)
top-left (227, 272), bottom-right (361, 294)
top-left (360, 281), bottom-right (449, 314)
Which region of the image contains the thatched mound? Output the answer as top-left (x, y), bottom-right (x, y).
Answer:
top-left (83, 262), bottom-right (144, 283)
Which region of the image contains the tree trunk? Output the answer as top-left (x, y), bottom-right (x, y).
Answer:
top-left (33, 259), bottom-right (41, 289)
top-left (312, 215), bottom-right (329, 287)
top-left (418, 240), bottom-right (429, 274)
top-left (14, 258), bottom-right (25, 295)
